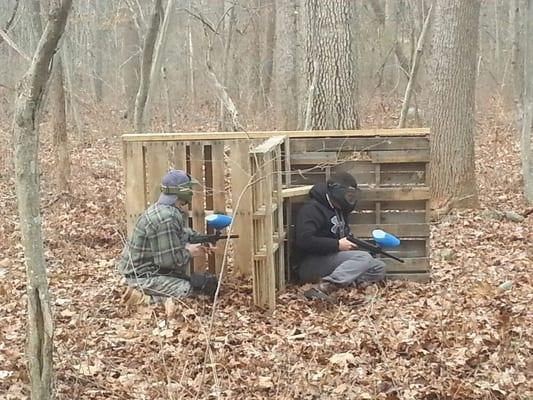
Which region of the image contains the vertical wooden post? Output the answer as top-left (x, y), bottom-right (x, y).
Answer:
top-left (190, 142), bottom-right (206, 271)
top-left (172, 141), bottom-right (187, 171)
top-left (212, 141), bottom-right (227, 275)
top-left (124, 141), bottom-right (147, 236)
top-left (145, 142), bottom-right (169, 205)
top-left (229, 140), bottom-right (254, 275)
top-left (274, 141), bottom-right (286, 291)
top-left (250, 136), bottom-right (286, 311)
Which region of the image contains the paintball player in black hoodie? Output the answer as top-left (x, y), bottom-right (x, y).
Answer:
top-left (294, 172), bottom-right (386, 301)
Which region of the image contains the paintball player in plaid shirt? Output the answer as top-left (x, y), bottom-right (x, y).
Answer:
top-left (117, 170), bottom-right (218, 304)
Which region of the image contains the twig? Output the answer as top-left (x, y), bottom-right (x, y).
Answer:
top-left (0, 0), bottom-right (20, 46)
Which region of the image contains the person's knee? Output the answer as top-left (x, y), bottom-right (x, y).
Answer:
top-left (372, 260), bottom-right (386, 279)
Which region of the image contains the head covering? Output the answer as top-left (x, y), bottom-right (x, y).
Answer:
top-left (327, 172), bottom-right (359, 213)
top-left (158, 170), bottom-right (198, 205)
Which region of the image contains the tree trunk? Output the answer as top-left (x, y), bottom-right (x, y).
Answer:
top-left (429, 0), bottom-right (480, 209)
top-left (29, 0), bottom-right (44, 49)
top-left (218, 4), bottom-right (237, 131)
top-left (93, 0), bottom-right (104, 102)
top-left (133, 0), bottom-right (162, 133)
top-left (13, 3), bottom-right (72, 399)
top-left (304, 0), bottom-right (360, 130)
top-left (522, 0), bottom-right (533, 203)
top-left (273, 0), bottom-right (298, 130)
top-left (511, 0), bottom-right (524, 106)
top-left (262, 0), bottom-right (275, 104)
top-left (398, 6), bottom-right (432, 128)
top-left (51, 55), bottom-right (70, 191)
top-left (119, 5), bottom-right (140, 120)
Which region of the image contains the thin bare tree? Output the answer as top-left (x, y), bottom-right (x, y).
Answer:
top-left (13, 2), bottom-right (73, 399)
top-left (134, 0), bottom-right (163, 133)
top-left (521, 0), bottom-right (533, 203)
top-left (398, 6), bottom-right (432, 128)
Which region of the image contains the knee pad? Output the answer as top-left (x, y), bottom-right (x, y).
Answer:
top-left (190, 273), bottom-right (218, 298)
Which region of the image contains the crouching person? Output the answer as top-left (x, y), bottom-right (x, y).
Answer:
top-left (294, 172), bottom-right (386, 302)
top-left (117, 169), bottom-right (217, 304)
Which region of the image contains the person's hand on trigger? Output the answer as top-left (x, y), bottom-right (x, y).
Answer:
top-left (186, 243), bottom-right (206, 257)
top-left (202, 243), bottom-right (217, 255)
top-left (338, 237), bottom-right (357, 251)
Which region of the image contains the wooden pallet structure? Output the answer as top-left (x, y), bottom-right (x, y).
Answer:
top-left (122, 128), bottom-right (431, 310)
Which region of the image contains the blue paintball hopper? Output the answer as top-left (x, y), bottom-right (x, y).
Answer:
top-left (372, 229), bottom-right (400, 247)
top-left (205, 214), bottom-right (233, 230)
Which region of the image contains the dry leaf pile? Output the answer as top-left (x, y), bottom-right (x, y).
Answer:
top-left (0, 109), bottom-right (531, 399)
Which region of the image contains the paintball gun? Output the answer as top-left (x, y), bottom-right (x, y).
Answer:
top-left (346, 229), bottom-right (405, 263)
top-left (189, 214), bottom-right (239, 245)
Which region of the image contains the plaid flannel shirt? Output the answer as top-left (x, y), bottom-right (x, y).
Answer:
top-left (118, 204), bottom-right (195, 278)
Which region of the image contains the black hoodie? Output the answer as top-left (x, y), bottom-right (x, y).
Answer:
top-left (293, 183), bottom-right (352, 260)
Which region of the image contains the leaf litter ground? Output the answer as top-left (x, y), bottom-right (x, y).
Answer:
top-left (0, 112), bottom-right (531, 399)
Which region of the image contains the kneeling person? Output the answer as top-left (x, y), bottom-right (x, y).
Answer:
top-left (294, 172), bottom-right (386, 301)
top-left (117, 170), bottom-right (217, 303)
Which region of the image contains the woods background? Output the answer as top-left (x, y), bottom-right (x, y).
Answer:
top-left (0, 1), bottom-right (532, 399)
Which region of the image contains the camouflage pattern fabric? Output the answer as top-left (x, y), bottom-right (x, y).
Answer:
top-left (117, 203), bottom-right (196, 300)
top-left (124, 275), bottom-right (191, 302)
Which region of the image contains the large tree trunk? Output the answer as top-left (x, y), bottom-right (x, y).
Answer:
top-left (304, 0), bottom-right (360, 130)
top-left (13, 2), bottom-right (72, 399)
top-left (272, 0), bottom-right (298, 130)
top-left (429, 0), bottom-right (480, 210)
top-left (522, 0), bottom-right (533, 204)
top-left (133, 0), bottom-right (162, 133)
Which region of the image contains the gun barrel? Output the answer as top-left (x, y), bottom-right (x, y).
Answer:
top-left (347, 235), bottom-right (405, 263)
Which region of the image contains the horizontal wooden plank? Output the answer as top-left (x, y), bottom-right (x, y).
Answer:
top-left (283, 186), bottom-right (312, 198)
top-left (254, 241), bottom-right (280, 260)
top-left (290, 137), bottom-right (430, 153)
top-left (357, 187), bottom-right (430, 201)
top-left (386, 272), bottom-right (430, 282)
top-left (250, 136), bottom-right (287, 154)
top-left (122, 128), bottom-right (430, 142)
top-left (254, 203), bottom-right (278, 216)
top-left (354, 200), bottom-right (428, 211)
top-left (283, 185), bottom-right (429, 199)
top-left (371, 149), bottom-right (430, 163)
top-left (290, 152), bottom-right (338, 165)
top-left (349, 223), bottom-right (430, 237)
top-left (382, 257), bottom-right (430, 272)
top-left (348, 211), bottom-right (427, 224)
top-left (289, 172), bottom-right (427, 187)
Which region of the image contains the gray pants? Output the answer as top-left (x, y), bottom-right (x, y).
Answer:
top-left (125, 275), bottom-right (191, 301)
top-left (297, 251), bottom-right (386, 285)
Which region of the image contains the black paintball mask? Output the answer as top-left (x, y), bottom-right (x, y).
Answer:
top-left (327, 181), bottom-right (358, 212)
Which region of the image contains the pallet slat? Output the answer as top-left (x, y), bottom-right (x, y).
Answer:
top-left (371, 149), bottom-right (430, 163)
top-left (229, 141), bottom-right (254, 275)
top-left (124, 142), bottom-right (146, 236)
top-left (144, 142), bottom-right (169, 205)
top-left (122, 128), bottom-right (430, 142)
top-left (349, 223), bottom-right (430, 237)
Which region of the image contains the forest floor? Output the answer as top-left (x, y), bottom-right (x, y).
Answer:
top-left (0, 106), bottom-right (531, 400)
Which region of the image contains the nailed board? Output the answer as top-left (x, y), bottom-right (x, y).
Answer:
top-left (283, 133), bottom-right (431, 278)
top-left (122, 130), bottom-right (431, 289)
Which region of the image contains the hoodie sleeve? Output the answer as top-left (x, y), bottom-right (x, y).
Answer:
top-left (295, 202), bottom-right (339, 255)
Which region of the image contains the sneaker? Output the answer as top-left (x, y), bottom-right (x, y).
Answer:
top-left (303, 287), bottom-right (336, 304)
